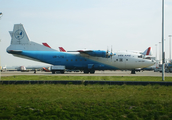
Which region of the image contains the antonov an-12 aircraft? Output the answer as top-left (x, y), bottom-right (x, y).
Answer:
top-left (7, 24), bottom-right (155, 74)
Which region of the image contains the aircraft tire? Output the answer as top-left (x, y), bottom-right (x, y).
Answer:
top-left (84, 70), bottom-right (89, 74)
top-left (60, 71), bottom-right (65, 74)
top-left (131, 70), bottom-right (136, 74)
top-left (90, 70), bottom-right (95, 74)
top-left (52, 71), bottom-right (56, 74)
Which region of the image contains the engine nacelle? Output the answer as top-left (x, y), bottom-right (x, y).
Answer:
top-left (86, 50), bottom-right (110, 58)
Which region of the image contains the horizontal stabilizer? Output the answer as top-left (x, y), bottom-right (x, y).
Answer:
top-left (7, 50), bottom-right (22, 54)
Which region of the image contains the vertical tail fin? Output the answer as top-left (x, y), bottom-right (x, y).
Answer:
top-left (7, 24), bottom-right (57, 52)
top-left (59, 47), bottom-right (66, 52)
top-left (142, 47), bottom-right (152, 56)
top-left (9, 24), bottom-right (30, 44)
top-left (42, 43), bottom-right (51, 48)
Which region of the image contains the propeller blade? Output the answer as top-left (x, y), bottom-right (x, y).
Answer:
top-left (111, 45), bottom-right (113, 59)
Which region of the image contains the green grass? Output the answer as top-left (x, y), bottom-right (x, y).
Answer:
top-left (1, 76), bottom-right (172, 119)
top-left (1, 84), bottom-right (172, 119)
top-left (1, 75), bottom-right (172, 81)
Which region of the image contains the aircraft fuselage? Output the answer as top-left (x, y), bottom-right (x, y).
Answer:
top-left (8, 50), bottom-right (155, 71)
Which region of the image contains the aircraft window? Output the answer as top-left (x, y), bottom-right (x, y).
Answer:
top-left (145, 57), bottom-right (151, 60)
top-left (80, 59), bottom-right (82, 61)
top-left (85, 59), bottom-right (87, 61)
top-left (126, 59), bottom-right (128, 61)
top-left (71, 59), bottom-right (73, 61)
top-left (138, 55), bottom-right (142, 58)
top-left (118, 55), bottom-right (123, 57)
top-left (125, 55), bottom-right (131, 57)
top-left (75, 59), bottom-right (77, 61)
top-left (119, 58), bottom-right (123, 62)
top-left (66, 59), bottom-right (68, 61)
top-left (116, 59), bottom-right (118, 61)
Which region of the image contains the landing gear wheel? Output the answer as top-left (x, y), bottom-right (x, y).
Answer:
top-left (84, 70), bottom-right (89, 74)
top-left (52, 71), bottom-right (56, 74)
top-left (60, 71), bottom-right (65, 74)
top-left (131, 70), bottom-right (136, 74)
top-left (90, 70), bottom-right (95, 74)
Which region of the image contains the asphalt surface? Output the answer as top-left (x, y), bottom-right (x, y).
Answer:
top-left (1, 70), bottom-right (172, 77)
top-left (1, 71), bottom-right (172, 85)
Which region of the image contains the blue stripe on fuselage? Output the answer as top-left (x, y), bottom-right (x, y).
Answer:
top-left (20, 51), bottom-right (119, 70)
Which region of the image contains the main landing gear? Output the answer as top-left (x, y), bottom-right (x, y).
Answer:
top-left (52, 70), bottom-right (65, 74)
top-left (84, 70), bottom-right (95, 74)
top-left (131, 70), bottom-right (136, 74)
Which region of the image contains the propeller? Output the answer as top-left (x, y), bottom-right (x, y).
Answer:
top-left (110, 45), bottom-right (114, 60)
top-left (106, 46), bottom-right (110, 58)
top-left (106, 46), bottom-right (114, 59)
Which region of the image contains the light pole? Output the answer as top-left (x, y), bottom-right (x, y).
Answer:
top-left (155, 44), bottom-right (157, 60)
top-left (159, 42), bottom-right (161, 62)
top-left (169, 35), bottom-right (172, 60)
top-left (162, 0), bottom-right (165, 81)
top-left (0, 12), bottom-right (2, 80)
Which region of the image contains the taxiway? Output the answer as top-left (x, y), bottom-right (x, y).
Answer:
top-left (1, 70), bottom-right (172, 77)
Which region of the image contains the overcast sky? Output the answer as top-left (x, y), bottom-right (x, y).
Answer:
top-left (0, 0), bottom-right (172, 67)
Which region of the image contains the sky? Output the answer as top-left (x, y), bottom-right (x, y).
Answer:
top-left (0, 0), bottom-right (172, 67)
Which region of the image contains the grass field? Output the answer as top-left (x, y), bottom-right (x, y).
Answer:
top-left (1, 75), bottom-right (172, 81)
top-left (1, 76), bottom-right (172, 119)
top-left (1, 84), bottom-right (172, 119)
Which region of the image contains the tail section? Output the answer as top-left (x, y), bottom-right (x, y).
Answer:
top-left (142, 47), bottom-right (152, 56)
top-left (7, 24), bottom-right (57, 52)
top-left (9, 24), bottom-right (30, 44)
top-left (59, 47), bottom-right (66, 52)
top-left (42, 43), bottom-right (51, 48)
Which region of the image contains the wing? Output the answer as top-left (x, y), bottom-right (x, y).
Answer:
top-left (68, 50), bottom-right (110, 58)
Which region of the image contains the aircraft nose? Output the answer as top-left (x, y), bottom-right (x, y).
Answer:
top-left (145, 59), bottom-right (156, 67)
